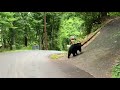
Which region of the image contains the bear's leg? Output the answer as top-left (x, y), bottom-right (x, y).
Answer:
top-left (79, 47), bottom-right (82, 53)
top-left (73, 52), bottom-right (76, 56)
top-left (75, 50), bottom-right (78, 55)
top-left (68, 52), bottom-right (71, 58)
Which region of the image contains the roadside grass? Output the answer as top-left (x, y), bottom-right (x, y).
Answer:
top-left (0, 49), bottom-right (28, 53)
top-left (20, 46), bottom-right (32, 50)
top-left (50, 53), bottom-right (66, 60)
top-left (0, 46), bottom-right (32, 53)
top-left (112, 59), bottom-right (120, 78)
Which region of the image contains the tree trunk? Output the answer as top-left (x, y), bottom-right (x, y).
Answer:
top-left (41, 33), bottom-right (44, 50)
top-left (44, 12), bottom-right (48, 50)
top-left (1, 27), bottom-right (5, 49)
top-left (24, 36), bottom-right (27, 47)
top-left (51, 15), bottom-right (54, 50)
top-left (86, 22), bottom-right (92, 35)
top-left (9, 28), bottom-right (15, 50)
top-left (100, 12), bottom-right (108, 22)
top-left (100, 12), bottom-right (107, 17)
top-left (3, 39), bottom-right (7, 48)
top-left (10, 43), bottom-right (12, 50)
top-left (38, 29), bottom-right (41, 50)
top-left (24, 27), bottom-right (28, 47)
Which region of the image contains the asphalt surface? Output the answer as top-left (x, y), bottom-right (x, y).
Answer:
top-left (0, 50), bottom-right (94, 78)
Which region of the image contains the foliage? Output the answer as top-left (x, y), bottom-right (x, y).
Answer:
top-left (58, 12), bottom-right (84, 50)
top-left (0, 12), bottom-right (118, 51)
top-left (108, 12), bottom-right (120, 16)
top-left (112, 60), bottom-right (120, 78)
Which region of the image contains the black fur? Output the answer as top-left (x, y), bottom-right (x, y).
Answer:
top-left (68, 43), bottom-right (82, 58)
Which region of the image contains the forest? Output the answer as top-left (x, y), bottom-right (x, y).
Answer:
top-left (0, 12), bottom-right (120, 52)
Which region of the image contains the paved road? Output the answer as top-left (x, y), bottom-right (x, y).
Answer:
top-left (0, 50), bottom-right (94, 78)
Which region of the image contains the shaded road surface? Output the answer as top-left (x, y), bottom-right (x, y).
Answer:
top-left (0, 50), bottom-right (94, 78)
top-left (58, 17), bottom-right (120, 78)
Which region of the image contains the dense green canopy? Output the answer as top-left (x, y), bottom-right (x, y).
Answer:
top-left (0, 12), bottom-right (119, 51)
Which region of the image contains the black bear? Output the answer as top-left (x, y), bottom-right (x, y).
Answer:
top-left (68, 43), bottom-right (82, 58)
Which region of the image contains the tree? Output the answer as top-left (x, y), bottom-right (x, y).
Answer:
top-left (58, 12), bottom-right (84, 50)
top-left (0, 12), bottom-right (18, 50)
top-left (0, 12), bottom-right (111, 51)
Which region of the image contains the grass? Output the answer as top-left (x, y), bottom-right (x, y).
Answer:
top-left (50, 53), bottom-right (66, 60)
top-left (0, 48), bottom-right (11, 52)
top-left (0, 49), bottom-right (28, 53)
top-left (20, 46), bottom-right (32, 50)
top-left (112, 60), bottom-right (120, 78)
top-left (0, 46), bottom-right (32, 53)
